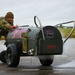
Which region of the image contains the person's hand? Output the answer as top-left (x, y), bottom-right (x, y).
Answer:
top-left (7, 26), bottom-right (18, 29)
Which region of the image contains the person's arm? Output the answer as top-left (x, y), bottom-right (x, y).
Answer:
top-left (0, 19), bottom-right (10, 29)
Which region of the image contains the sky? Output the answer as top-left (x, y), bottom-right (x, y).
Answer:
top-left (0, 0), bottom-right (75, 26)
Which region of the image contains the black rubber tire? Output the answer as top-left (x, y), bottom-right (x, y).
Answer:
top-left (0, 50), bottom-right (6, 63)
top-left (6, 44), bottom-right (20, 67)
top-left (39, 56), bottom-right (54, 66)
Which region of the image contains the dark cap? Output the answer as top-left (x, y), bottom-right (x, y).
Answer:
top-left (5, 12), bottom-right (14, 19)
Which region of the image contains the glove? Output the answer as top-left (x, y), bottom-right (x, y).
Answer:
top-left (7, 26), bottom-right (18, 29)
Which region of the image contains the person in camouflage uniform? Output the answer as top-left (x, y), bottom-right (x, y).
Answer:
top-left (0, 12), bottom-right (14, 38)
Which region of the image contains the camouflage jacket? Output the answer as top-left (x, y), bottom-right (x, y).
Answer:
top-left (0, 17), bottom-right (10, 30)
top-left (0, 17), bottom-right (11, 37)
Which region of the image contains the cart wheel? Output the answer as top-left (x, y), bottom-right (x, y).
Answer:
top-left (0, 50), bottom-right (6, 63)
top-left (39, 56), bottom-right (54, 66)
top-left (6, 44), bottom-right (20, 67)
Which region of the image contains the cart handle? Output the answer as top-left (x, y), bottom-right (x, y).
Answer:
top-left (55, 21), bottom-right (75, 44)
top-left (34, 16), bottom-right (45, 40)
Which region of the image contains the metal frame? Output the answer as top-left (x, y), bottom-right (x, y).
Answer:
top-left (55, 21), bottom-right (75, 44)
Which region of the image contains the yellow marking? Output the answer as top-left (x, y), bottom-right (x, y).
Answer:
top-left (22, 33), bottom-right (28, 53)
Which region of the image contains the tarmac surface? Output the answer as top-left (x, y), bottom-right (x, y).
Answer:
top-left (0, 38), bottom-right (75, 75)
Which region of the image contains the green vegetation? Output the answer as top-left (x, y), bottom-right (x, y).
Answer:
top-left (58, 27), bottom-right (75, 38)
